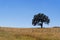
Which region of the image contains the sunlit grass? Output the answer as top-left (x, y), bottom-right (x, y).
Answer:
top-left (0, 27), bottom-right (60, 40)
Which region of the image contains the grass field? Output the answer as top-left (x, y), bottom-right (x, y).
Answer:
top-left (0, 27), bottom-right (60, 40)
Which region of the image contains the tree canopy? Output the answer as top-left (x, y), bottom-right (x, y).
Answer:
top-left (32, 13), bottom-right (50, 28)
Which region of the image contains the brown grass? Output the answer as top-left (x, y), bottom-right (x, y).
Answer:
top-left (0, 27), bottom-right (60, 40)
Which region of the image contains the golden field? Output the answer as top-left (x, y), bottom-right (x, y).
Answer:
top-left (0, 27), bottom-right (60, 40)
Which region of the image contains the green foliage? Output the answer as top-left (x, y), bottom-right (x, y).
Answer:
top-left (32, 13), bottom-right (50, 28)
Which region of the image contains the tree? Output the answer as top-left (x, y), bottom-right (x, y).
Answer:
top-left (32, 13), bottom-right (50, 28)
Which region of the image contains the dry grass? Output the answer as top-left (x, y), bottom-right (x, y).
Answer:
top-left (0, 27), bottom-right (60, 40)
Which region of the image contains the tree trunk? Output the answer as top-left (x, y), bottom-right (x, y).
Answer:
top-left (41, 22), bottom-right (43, 28)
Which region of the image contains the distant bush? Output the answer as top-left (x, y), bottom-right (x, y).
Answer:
top-left (53, 26), bottom-right (60, 28)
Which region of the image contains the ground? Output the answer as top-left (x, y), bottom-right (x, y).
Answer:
top-left (0, 27), bottom-right (60, 40)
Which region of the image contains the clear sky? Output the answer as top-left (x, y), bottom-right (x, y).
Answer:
top-left (0, 0), bottom-right (60, 28)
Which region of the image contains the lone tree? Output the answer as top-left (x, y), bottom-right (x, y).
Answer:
top-left (32, 13), bottom-right (50, 28)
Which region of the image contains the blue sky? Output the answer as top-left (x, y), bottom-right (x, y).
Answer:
top-left (0, 0), bottom-right (60, 28)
